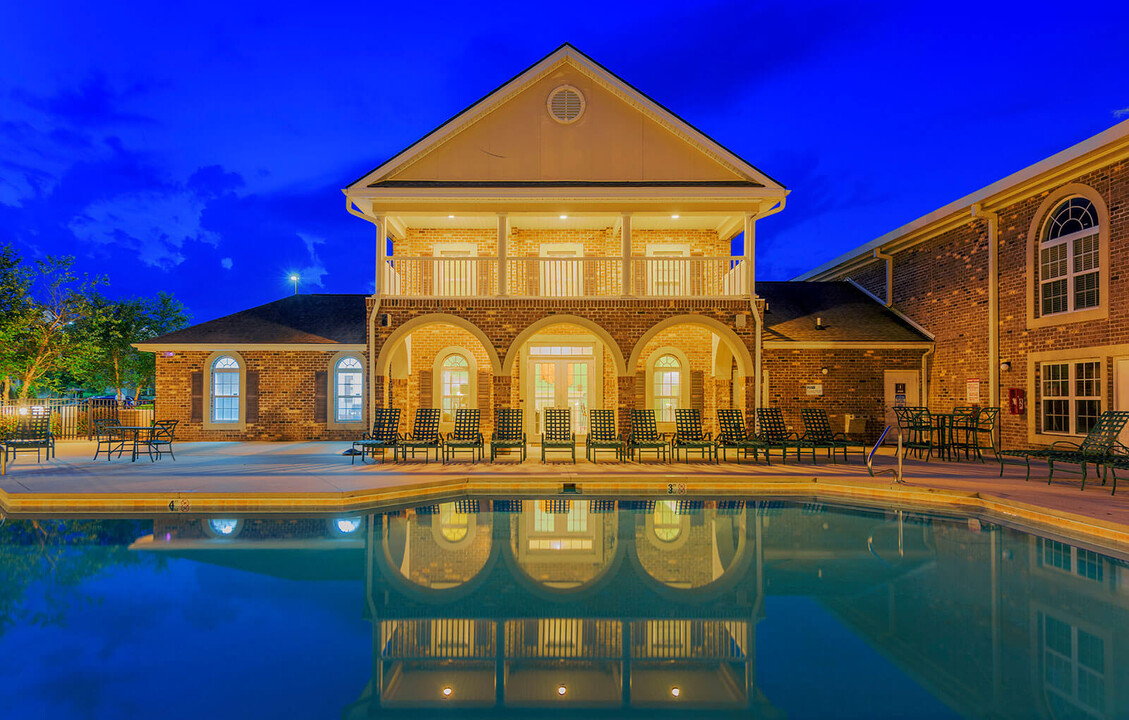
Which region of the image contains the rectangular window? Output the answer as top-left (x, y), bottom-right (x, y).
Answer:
top-left (1041, 612), bottom-right (1107, 717)
top-left (1041, 230), bottom-right (1100, 317)
top-left (335, 368), bottom-right (363, 422)
top-left (1041, 361), bottom-right (1101, 435)
top-left (212, 371), bottom-right (240, 423)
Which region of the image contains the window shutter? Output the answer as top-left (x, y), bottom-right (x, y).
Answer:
top-left (691, 370), bottom-right (704, 410)
top-left (190, 372), bottom-right (203, 422)
top-left (245, 371), bottom-right (259, 423)
top-left (634, 370), bottom-right (645, 409)
top-left (314, 370), bottom-right (328, 422)
top-left (477, 370), bottom-right (491, 418)
top-left (419, 370), bottom-right (433, 407)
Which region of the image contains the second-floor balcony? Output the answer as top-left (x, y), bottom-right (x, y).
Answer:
top-left (380, 255), bottom-right (750, 299)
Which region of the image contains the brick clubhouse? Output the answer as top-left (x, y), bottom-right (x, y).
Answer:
top-left (135, 45), bottom-right (1129, 447)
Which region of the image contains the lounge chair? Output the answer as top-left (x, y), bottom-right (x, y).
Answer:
top-left (490, 408), bottom-right (526, 462)
top-left (399, 408), bottom-right (442, 463)
top-left (800, 409), bottom-right (867, 463)
top-left (541, 407), bottom-right (576, 463)
top-left (444, 408), bottom-right (484, 463)
top-left (756, 407), bottom-right (815, 463)
top-left (715, 408), bottom-right (767, 464)
top-left (627, 409), bottom-right (668, 462)
top-left (585, 409), bottom-right (625, 462)
top-left (2, 411), bottom-right (55, 464)
top-left (92, 418), bottom-right (126, 461)
top-left (1000, 410), bottom-right (1129, 488)
top-left (672, 408), bottom-right (715, 462)
top-left (352, 408), bottom-right (401, 464)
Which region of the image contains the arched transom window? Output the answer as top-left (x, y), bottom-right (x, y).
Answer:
top-left (211, 355), bottom-right (240, 423)
top-left (652, 501), bottom-right (682, 542)
top-left (334, 357), bottom-right (363, 422)
top-left (1040, 197), bottom-right (1100, 317)
top-left (440, 354), bottom-right (470, 421)
top-left (653, 354), bottom-right (681, 422)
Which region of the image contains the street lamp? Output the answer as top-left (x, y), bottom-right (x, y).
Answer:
top-left (289, 273), bottom-right (299, 295)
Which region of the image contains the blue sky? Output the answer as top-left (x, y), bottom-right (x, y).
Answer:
top-left (2, 0), bottom-right (1127, 323)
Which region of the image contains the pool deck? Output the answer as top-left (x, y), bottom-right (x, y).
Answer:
top-left (3, 440), bottom-right (1128, 545)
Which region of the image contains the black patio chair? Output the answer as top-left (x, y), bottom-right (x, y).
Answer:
top-left (585, 409), bottom-right (626, 462)
top-left (899, 407), bottom-right (935, 460)
top-left (352, 408), bottom-right (401, 464)
top-left (3, 412), bottom-right (55, 464)
top-left (715, 408), bottom-right (768, 464)
top-left (145, 419), bottom-right (178, 461)
top-left (541, 407), bottom-right (576, 463)
top-left (672, 408), bottom-right (715, 463)
top-left (964, 407), bottom-right (1000, 463)
top-left (1000, 410), bottom-right (1129, 489)
top-left (399, 408), bottom-right (442, 463)
top-left (444, 408), bottom-right (484, 463)
top-left (756, 407), bottom-right (816, 463)
top-left (800, 408), bottom-right (867, 463)
top-left (490, 408), bottom-right (526, 462)
top-left (627, 409), bottom-right (668, 462)
top-left (92, 418), bottom-right (126, 461)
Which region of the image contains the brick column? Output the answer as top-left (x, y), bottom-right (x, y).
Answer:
top-left (493, 375), bottom-right (512, 410)
top-left (744, 376), bottom-right (757, 432)
top-left (372, 374), bottom-right (387, 410)
top-left (616, 375), bottom-right (636, 438)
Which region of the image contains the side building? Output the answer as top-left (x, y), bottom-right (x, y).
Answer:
top-left (139, 44), bottom-right (929, 443)
top-left (798, 120), bottom-right (1129, 449)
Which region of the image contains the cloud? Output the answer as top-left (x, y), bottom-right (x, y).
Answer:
top-left (68, 190), bottom-right (219, 269)
top-left (1115, 107), bottom-right (1129, 119)
top-left (11, 73), bottom-right (159, 127)
top-left (220, 257), bottom-right (233, 269)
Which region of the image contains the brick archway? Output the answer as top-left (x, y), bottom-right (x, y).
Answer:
top-left (629, 314), bottom-right (754, 378)
top-left (501, 313), bottom-right (627, 376)
top-left (375, 313), bottom-right (502, 375)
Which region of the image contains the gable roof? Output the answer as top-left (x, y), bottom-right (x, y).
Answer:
top-left (346, 43), bottom-right (785, 192)
top-left (137, 294), bottom-right (368, 348)
top-left (758, 281), bottom-right (932, 345)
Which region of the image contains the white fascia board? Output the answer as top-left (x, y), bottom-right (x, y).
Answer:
top-left (133, 343), bottom-right (367, 352)
top-left (762, 341), bottom-right (934, 350)
top-left (795, 118), bottom-right (1129, 281)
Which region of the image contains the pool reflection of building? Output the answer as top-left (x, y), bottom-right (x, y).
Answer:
top-left (138, 502), bottom-right (1129, 718)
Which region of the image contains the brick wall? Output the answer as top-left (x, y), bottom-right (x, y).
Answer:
top-left (155, 349), bottom-right (368, 441)
top-left (845, 157), bottom-right (1129, 448)
top-left (393, 226), bottom-right (730, 258)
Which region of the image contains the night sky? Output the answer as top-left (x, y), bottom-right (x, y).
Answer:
top-left (2, 0), bottom-right (1127, 324)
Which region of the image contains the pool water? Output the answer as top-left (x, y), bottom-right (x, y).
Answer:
top-left (1, 499), bottom-right (1126, 719)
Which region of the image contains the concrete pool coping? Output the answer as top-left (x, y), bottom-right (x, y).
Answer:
top-left (3, 440), bottom-right (1128, 547)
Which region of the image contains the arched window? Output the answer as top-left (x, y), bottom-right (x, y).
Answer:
top-left (440, 353), bottom-right (470, 421)
top-left (438, 502), bottom-right (469, 543)
top-left (653, 354), bottom-right (681, 422)
top-left (652, 501), bottom-right (682, 542)
top-left (334, 357), bottom-right (363, 422)
top-left (211, 355), bottom-right (240, 423)
top-left (1040, 197), bottom-right (1100, 316)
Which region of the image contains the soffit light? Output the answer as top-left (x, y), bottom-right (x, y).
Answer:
top-left (557, 685), bottom-right (567, 696)
top-left (442, 687), bottom-right (453, 698)
top-left (559, 214), bottom-right (568, 220)
top-left (671, 687), bottom-right (681, 698)
top-left (671, 214), bottom-right (680, 219)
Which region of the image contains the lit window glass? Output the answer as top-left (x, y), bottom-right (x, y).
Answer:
top-left (1040, 197), bottom-right (1100, 316)
top-left (440, 354), bottom-right (470, 421)
top-left (211, 355), bottom-right (240, 423)
top-left (653, 501), bottom-right (682, 542)
top-left (653, 355), bottom-right (681, 422)
top-left (334, 357), bottom-right (363, 422)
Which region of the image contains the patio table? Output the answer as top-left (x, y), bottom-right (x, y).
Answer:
top-left (115, 425), bottom-right (156, 462)
top-left (931, 413), bottom-right (967, 462)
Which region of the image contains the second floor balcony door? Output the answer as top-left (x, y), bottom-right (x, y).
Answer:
top-left (646, 244), bottom-right (690, 297)
top-left (434, 243), bottom-right (477, 297)
top-left (540, 243), bottom-right (583, 297)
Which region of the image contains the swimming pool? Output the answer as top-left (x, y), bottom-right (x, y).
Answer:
top-left (1, 499), bottom-right (1125, 718)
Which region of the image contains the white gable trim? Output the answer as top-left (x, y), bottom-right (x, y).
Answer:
top-left (346, 45), bottom-right (785, 192)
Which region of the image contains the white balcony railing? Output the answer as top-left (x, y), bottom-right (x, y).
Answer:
top-left (379, 256), bottom-right (750, 299)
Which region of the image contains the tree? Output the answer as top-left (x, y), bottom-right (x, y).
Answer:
top-left (131, 292), bottom-right (189, 399)
top-left (0, 245), bottom-right (32, 402)
top-left (6, 256), bottom-right (103, 399)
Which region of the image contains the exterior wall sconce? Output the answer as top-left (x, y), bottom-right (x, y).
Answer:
top-left (821, 367), bottom-right (829, 375)
top-left (1000, 361), bottom-right (1012, 372)
top-left (815, 316), bottom-right (825, 330)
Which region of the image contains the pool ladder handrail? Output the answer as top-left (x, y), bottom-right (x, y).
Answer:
top-left (866, 425), bottom-right (905, 484)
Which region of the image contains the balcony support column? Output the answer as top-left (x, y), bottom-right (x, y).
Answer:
top-left (374, 214), bottom-right (387, 297)
top-left (744, 213), bottom-right (756, 298)
top-left (621, 213), bottom-right (632, 297)
top-left (497, 213), bottom-right (509, 297)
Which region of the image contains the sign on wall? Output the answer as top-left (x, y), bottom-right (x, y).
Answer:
top-left (805, 384), bottom-right (823, 397)
top-left (966, 378), bottom-right (980, 405)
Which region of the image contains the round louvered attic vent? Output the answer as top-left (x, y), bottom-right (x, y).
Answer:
top-left (547, 85), bottom-right (585, 124)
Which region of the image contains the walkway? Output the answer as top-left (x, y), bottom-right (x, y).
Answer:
top-left (2, 441), bottom-right (1127, 547)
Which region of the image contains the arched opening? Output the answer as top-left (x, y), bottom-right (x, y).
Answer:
top-left (508, 499), bottom-right (620, 594)
top-left (630, 316), bottom-right (753, 435)
top-left (504, 316), bottom-right (626, 439)
top-left (375, 315), bottom-right (499, 434)
top-left (634, 504), bottom-right (749, 592)
top-left (381, 503), bottom-right (493, 592)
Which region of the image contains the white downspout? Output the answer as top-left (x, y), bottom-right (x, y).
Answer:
top-left (972, 203), bottom-right (1000, 407)
top-left (921, 345), bottom-right (934, 408)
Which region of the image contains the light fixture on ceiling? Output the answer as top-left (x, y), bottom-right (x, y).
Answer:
top-left (448, 214), bottom-right (455, 219)
top-left (557, 685), bottom-right (567, 696)
top-left (442, 687), bottom-right (452, 698)
top-left (671, 214), bottom-right (680, 219)
top-left (671, 687), bottom-right (681, 698)
top-left (559, 214), bottom-right (568, 220)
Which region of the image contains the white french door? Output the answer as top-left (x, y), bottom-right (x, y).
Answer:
top-left (529, 354), bottom-right (593, 438)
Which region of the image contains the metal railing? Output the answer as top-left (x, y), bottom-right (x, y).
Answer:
top-left (0, 398), bottom-right (154, 440)
top-left (379, 255), bottom-right (751, 299)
